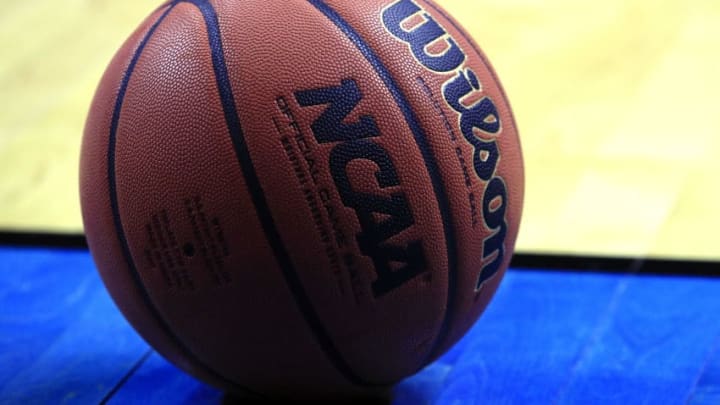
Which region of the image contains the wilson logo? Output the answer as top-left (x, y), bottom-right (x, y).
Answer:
top-left (382, 0), bottom-right (509, 290)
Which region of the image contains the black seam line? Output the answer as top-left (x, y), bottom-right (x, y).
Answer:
top-left (107, 1), bottom-right (263, 398)
top-left (416, 0), bottom-right (524, 361)
top-left (180, 0), bottom-right (383, 388)
top-left (306, 0), bottom-right (459, 368)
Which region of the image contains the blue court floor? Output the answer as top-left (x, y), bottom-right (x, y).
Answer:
top-left (1, 246), bottom-right (719, 404)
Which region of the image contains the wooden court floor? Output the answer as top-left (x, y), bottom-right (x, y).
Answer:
top-left (1, 0), bottom-right (719, 260)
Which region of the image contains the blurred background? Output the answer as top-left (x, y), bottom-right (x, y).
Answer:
top-left (1, 0), bottom-right (718, 261)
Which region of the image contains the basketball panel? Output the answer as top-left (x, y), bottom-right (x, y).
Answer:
top-left (216, 0), bottom-right (451, 382)
top-left (322, 0), bottom-right (525, 359)
top-left (80, 3), bottom-right (248, 394)
top-left (109, 2), bottom-right (364, 396)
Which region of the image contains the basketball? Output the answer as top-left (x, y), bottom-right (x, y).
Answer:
top-left (80, 0), bottom-right (523, 399)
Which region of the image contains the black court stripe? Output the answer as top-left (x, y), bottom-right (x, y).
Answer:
top-left (107, 1), bottom-right (261, 398)
top-left (0, 232), bottom-right (87, 249)
top-left (182, 0), bottom-right (379, 388)
top-left (3, 230), bottom-right (719, 276)
top-left (306, 0), bottom-right (460, 364)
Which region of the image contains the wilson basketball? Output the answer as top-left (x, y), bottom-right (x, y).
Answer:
top-left (80, 0), bottom-right (523, 399)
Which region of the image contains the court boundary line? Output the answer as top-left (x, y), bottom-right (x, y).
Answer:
top-left (98, 349), bottom-right (154, 405)
top-left (0, 231), bottom-right (717, 276)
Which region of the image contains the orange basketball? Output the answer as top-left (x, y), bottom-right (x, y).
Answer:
top-left (80, 0), bottom-right (523, 399)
